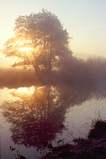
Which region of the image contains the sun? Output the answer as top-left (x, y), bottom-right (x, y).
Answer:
top-left (16, 40), bottom-right (33, 54)
top-left (19, 46), bottom-right (33, 53)
top-left (19, 47), bottom-right (29, 51)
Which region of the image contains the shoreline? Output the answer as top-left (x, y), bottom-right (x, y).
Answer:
top-left (42, 120), bottom-right (106, 159)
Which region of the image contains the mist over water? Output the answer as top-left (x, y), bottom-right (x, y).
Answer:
top-left (0, 68), bottom-right (106, 158)
top-left (1, 56), bottom-right (106, 88)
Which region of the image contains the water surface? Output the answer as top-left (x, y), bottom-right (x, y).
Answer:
top-left (0, 84), bottom-right (106, 159)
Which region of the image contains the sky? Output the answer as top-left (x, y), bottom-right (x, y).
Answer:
top-left (0, 0), bottom-right (106, 68)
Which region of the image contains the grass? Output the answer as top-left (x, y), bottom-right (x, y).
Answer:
top-left (42, 119), bottom-right (106, 159)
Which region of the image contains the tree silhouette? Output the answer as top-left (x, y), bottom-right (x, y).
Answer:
top-left (2, 10), bottom-right (72, 81)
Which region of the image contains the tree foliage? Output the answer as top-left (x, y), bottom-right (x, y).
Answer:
top-left (2, 10), bottom-right (72, 74)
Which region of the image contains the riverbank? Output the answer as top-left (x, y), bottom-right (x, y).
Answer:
top-left (42, 120), bottom-right (106, 159)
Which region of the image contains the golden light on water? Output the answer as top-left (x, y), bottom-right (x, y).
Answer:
top-left (16, 86), bottom-right (35, 95)
top-left (17, 86), bottom-right (34, 94)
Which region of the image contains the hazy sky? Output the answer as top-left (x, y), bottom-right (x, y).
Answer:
top-left (0, 0), bottom-right (106, 68)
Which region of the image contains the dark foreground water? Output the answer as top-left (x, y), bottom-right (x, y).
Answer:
top-left (0, 83), bottom-right (106, 159)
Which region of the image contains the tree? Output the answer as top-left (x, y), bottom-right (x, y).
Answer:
top-left (2, 9), bottom-right (72, 78)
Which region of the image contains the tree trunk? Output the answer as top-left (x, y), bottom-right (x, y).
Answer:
top-left (47, 41), bottom-right (52, 85)
top-left (33, 65), bottom-right (43, 86)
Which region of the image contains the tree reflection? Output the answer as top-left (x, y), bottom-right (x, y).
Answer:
top-left (2, 84), bottom-right (105, 148)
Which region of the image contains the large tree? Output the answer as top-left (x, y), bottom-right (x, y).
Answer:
top-left (2, 9), bottom-right (72, 76)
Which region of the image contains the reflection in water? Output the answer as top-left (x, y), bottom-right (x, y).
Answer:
top-left (15, 86), bottom-right (35, 94)
top-left (2, 85), bottom-right (68, 148)
top-left (1, 84), bottom-right (106, 152)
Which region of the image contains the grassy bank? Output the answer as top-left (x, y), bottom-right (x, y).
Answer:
top-left (42, 119), bottom-right (106, 159)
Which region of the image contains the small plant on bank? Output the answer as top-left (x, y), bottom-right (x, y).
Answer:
top-left (88, 119), bottom-right (106, 139)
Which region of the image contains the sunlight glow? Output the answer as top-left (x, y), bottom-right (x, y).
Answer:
top-left (19, 46), bottom-right (33, 53)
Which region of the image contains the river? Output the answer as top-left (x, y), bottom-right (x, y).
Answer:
top-left (0, 83), bottom-right (106, 159)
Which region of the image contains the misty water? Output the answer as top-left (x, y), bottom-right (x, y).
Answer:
top-left (0, 83), bottom-right (106, 159)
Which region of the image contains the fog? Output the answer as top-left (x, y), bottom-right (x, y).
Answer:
top-left (1, 56), bottom-right (106, 88)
